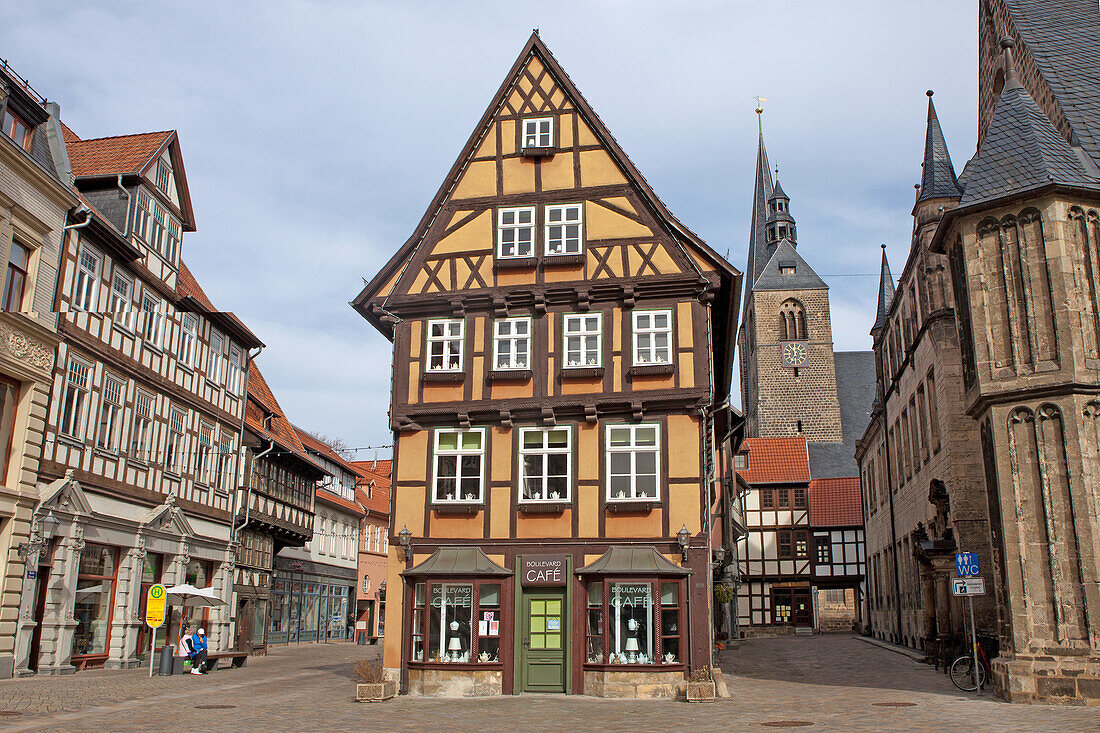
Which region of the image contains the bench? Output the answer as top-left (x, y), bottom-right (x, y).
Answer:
top-left (203, 650), bottom-right (249, 671)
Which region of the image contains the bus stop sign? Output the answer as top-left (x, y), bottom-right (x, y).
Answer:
top-left (145, 584), bottom-right (167, 628)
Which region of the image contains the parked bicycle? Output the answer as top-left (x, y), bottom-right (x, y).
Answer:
top-left (949, 640), bottom-right (990, 691)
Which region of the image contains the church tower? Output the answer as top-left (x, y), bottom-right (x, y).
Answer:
top-left (738, 122), bottom-right (844, 444)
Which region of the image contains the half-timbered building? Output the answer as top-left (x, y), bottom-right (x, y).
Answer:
top-left (0, 63), bottom-right (80, 679)
top-left (352, 33), bottom-right (741, 697)
top-left (14, 122), bottom-right (263, 675)
top-left (807, 477), bottom-right (865, 631)
top-left (734, 437), bottom-right (813, 630)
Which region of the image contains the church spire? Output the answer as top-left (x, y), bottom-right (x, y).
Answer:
top-left (872, 245), bottom-right (895, 334)
top-left (916, 90), bottom-right (963, 204)
top-left (744, 128), bottom-right (774, 296)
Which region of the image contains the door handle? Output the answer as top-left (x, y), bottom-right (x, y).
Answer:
top-left (523, 638), bottom-right (530, 648)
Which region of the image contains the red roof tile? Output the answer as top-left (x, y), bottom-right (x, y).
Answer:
top-left (245, 363), bottom-right (325, 473)
top-left (61, 121), bottom-right (80, 145)
top-left (315, 487), bottom-right (365, 516)
top-left (293, 425), bottom-right (365, 478)
top-left (65, 130), bottom-right (173, 178)
top-left (352, 460), bottom-right (391, 516)
top-left (809, 477), bottom-right (864, 527)
top-left (176, 262), bottom-right (262, 346)
top-left (735, 437), bottom-right (811, 485)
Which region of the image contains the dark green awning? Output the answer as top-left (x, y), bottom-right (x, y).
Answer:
top-left (401, 547), bottom-right (511, 577)
top-left (576, 546), bottom-right (690, 576)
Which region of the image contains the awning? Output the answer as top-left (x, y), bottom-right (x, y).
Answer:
top-left (401, 547), bottom-right (511, 577)
top-left (576, 546), bottom-right (690, 576)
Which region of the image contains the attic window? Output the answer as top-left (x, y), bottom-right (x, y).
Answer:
top-left (734, 453), bottom-right (748, 470)
top-left (155, 159), bottom-right (172, 196)
top-left (522, 117), bottom-right (553, 149)
top-left (2, 108), bottom-right (32, 152)
top-left (780, 263), bottom-right (796, 276)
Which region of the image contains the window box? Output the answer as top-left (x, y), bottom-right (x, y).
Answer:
top-left (518, 501), bottom-right (568, 515)
top-left (560, 366), bottom-right (603, 379)
top-left (431, 503), bottom-right (480, 515)
top-left (543, 253), bottom-right (585, 266)
top-left (422, 371), bottom-right (465, 384)
top-left (605, 500), bottom-right (655, 514)
top-left (493, 257), bottom-right (538, 270)
top-left (488, 369), bottom-right (532, 382)
top-left (521, 146), bottom-right (556, 159)
top-left (629, 364), bottom-right (675, 377)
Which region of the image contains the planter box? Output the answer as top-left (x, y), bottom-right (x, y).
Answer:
top-left (356, 680), bottom-right (398, 702)
top-left (685, 681), bottom-right (716, 703)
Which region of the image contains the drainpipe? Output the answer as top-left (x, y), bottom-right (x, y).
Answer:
top-left (51, 206), bottom-right (92, 315)
top-left (230, 344), bottom-right (264, 544)
top-left (114, 174), bottom-right (133, 237)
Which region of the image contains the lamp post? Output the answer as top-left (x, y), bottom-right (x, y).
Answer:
top-left (396, 526), bottom-right (412, 562)
top-left (677, 524), bottom-right (691, 563)
top-left (17, 510), bottom-right (59, 559)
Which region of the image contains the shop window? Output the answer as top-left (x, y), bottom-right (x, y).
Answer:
top-left (430, 584), bottom-right (472, 662)
top-left (632, 310), bottom-right (673, 365)
top-left (427, 319), bottom-right (464, 372)
top-left (659, 582), bottom-right (681, 664)
top-left (584, 579), bottom-right (683, 666)
top-left (432, 428), bottom-right (484, 503)
top-left (477, 583), bottom-right (501, 662)
top-left (73, 544), bottom-right (118, 658)
top-left (519, 426), bottom-right (571, 502)
top-left (606, 423), bottom-right (660, 501)
top-left (414, 580), bottom-right (501, 664)
top-left (563, 313), bottom-right (601, 367)
top-left (411, 583), bottom-right (425, 662)
top-left (772, 588), bottom-right (793, 624)
top-left (586, 582), bottom-right (603, 663)
top-left (612, 582), bottom-right (651, 664)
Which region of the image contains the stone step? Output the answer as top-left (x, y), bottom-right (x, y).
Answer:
top-left (794, 627), bottom-right (814, 636)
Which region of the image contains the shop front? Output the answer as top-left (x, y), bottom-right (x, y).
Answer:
top-left (399, 545), bottom-right (695, 698)
top-left (269, 557), bottom-right (356, 645)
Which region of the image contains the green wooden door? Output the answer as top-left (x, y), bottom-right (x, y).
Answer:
top-left (522, 591), bottom-right (566, 692)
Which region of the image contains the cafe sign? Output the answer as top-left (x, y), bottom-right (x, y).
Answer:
top-left (521, 554), bottom-right (567, 586)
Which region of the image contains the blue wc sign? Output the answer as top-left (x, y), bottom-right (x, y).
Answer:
top-left (956, 552), bottom-right (980, 577)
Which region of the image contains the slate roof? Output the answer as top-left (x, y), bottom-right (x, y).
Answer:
top-left (744, 134), bottom-right (774, 300)
top-left (752, 239), bottom-right (828, 292)
top-left (872, 246), bottom-right (895, 333)
top-left (808, 477), bottom-right (863, 527)
top-left (770, 176), bottom-right (788, 201)
top-left (958, 49), bottom-right (1099, 208)
top-left (807, 351), bottom-right (876, 480)
top-left (1004, 0), bottom-right (1100, 167)
top-left (917, 93), bottom-right (963, 203)
top-left (736, 437), bottom-right (810, 485)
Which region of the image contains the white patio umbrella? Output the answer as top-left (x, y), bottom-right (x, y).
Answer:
top-left (163, 584), bottom-right (227, 644)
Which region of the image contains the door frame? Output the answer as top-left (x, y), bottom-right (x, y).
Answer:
top-left (512, 554), bottom-right (572, 694)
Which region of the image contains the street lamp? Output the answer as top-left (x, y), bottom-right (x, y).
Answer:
top-left (677, 524), bottom-right (691, 562)
top-left (713, 546), bottom-right (726, 567)
top-left (17, 510), bottom-right (59, 559)
top-left (397, 526), bottom-right (412, 562)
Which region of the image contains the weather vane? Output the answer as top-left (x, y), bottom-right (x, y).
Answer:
top-left (754, 95), bottom-right (767, 133)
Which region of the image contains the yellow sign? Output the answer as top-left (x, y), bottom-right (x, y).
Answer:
top-left (146, 584), bottom-right (167, 629)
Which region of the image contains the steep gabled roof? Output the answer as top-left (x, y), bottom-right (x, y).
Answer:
top-left (744, 133), bottom-right (774, 300)
top-left (66, 130), bottom-right (173, 178)
top-left (808, 477), bottom-right (863, 527)
top-left (245, 363), bottom-right (328, 475)
top-left (752, 239), bottom-right (827, 292)
top-left (958, 42), bottom-right (1099, 208)
top-left (175, 262), bottom-right (263, 349)
top-left (352, 32), bottom-right (739, 324)
top-left (353, 459), bottom-right (391, 517)
top-left (293, 424), bottom-right (363, 479)
top-left (736, 436), bottom-right (811, 485)
top-left (916, 92), bottom-right (963, 203)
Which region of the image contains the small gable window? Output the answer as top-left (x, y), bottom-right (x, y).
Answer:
top-left (544, 203), bottom-right (583, 255)
top-left (2, 108), bottom-right (32, 152)
top-left (497, 207), bottom-right (535, 259)
top-left (779, 263), bottom-right (796, 276)
top-left (734, 453), bottom-right (747, 470)
top-left (522, 117), bottom-right (553, 149)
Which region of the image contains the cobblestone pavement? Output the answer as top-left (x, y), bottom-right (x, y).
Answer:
top-left (1, 634), bottom-right (1095, 732)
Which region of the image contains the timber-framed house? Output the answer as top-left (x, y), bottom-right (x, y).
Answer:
top-left (15, 124), bottom-right (263, 675)
top-left (353, 33), bottom-right (741, 697)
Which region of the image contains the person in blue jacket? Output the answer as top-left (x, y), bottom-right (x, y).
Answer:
top-left (190, 627), bottom-right (209, 674)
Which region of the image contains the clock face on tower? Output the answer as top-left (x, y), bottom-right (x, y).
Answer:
top-left (782, 341), bottom-right (808, 367)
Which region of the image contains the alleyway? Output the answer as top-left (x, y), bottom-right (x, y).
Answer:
top-left (0, 634), bottom-right (1095, 732)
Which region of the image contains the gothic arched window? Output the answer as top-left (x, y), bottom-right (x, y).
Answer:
top-left (779, 299), bottom-right (807, 341)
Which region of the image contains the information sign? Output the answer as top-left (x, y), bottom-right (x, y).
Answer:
top-left (951, 577), bottom-right (986, 597)
top-left (955, 552), bottom-right (980, 577)
top-left (145, 584), bottom-right (167, 628)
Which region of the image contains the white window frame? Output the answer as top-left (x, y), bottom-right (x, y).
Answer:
top-left (178, 313), bottom-right (197, 368)
top-left (518, 426), bottom-right (572, 503)
top-left (110, 271), bottom-right (135, 331)
top-left (165, 216), bottom-right (181, 264)
top-left (165, 406), bottom-right (187, 474)
top-left (632, 309), bottom-right (673, 366)
top-left (226, 344), bottom-right (243, 394)
top-left (544, 203), bottom-right (583, 255)
top-left (493, 317), bottom-right (531, 371)
top-left (563, 313), bottom-right (602, 368)
top-left (149, 202), bottom-right (166, 254)
top-left (134, 189), bottom-right (152, 242)
top-left (207, 330), bottom-right (225, 384)
top-left (196, 421), bottom-right (214, 485)
top-left (216, 431), bottom-right (234, 493)
top-left (496, 207), bottom-right (535, 259)
top-left (129, 389), bottom-right (155, 462)
top-left (431, 427), bottom-right (485, 504)
top-left (320, 516), bottom-right (329, 555)
top-left (96, 373), bottom-right (125, 451)
top-left (522, 117), bottom-right (554, 148)
top-left (605, 423), bottom-right (662, 502)
top-left (72, 245), bottom-right (100, 312)
top-left (59, 357), bottom-right (91, 438)
top-left (426, 319), bottom-right (464, 372)
top-left (141, 291), bottom-right (163, 348)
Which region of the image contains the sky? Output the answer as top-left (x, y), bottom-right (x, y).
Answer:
top-left (2, 0), bottom-right (978, 456)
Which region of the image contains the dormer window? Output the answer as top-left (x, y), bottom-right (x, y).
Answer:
top-left (2, 108), bottom-right (32, 152)
top-left (780, 264), bottom-right (796, 276)
top-left (522, 117), bottom-right (553, 149)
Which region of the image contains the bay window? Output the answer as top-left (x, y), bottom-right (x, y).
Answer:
top-left (413, 581), bottom-right (502, 664)
top-left (497, 208), bottom-right (535, 259)
top-left (519, 426), bottom-right (570, 502)
top-left (585, 579), bottom-right (683, 665)
top-left (606, 423), bottom-right (660, 501)
top-left (432, 428), bottom-right (484, 503)
top-left (493, 317), bottom-right (530, 370)
top-left (563, 313), bottom-right (601, 368)
top-left (427, 319), bottom-right (464, 372)
top-left (632, 310), bottom-right (672, 365)
top-left (544, 203), bottom-right (583, 255)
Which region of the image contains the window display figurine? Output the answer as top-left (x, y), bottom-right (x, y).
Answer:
top-left (447, 620), bottom-right (463, 662)
top-left (624, 618), bottom-right (640, 664)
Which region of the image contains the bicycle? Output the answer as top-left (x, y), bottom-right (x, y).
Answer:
top-left (949, 640), bottom-right (990, 691)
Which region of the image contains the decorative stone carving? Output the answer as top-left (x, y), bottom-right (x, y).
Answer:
top-left (0, 322), bottom-right (53, 372)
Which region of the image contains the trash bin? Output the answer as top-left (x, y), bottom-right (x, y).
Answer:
top-left (158, 645), bottom-right (174, 676)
